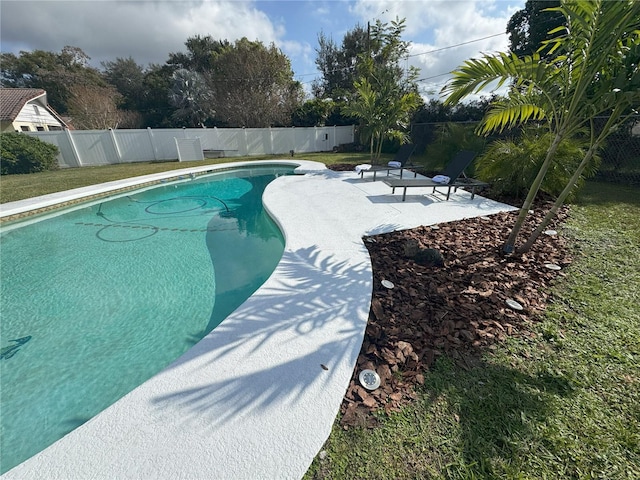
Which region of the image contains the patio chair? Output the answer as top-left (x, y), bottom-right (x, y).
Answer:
top-left (356, 143), bottom-right (416, 181)
top-left (383, 150), bottom-right (489, 201)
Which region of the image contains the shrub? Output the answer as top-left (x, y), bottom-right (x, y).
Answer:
top-left (476, 128), bottom-right (600, 201)
top-left (0, 133), bottom-right (59, 175)
top-left (422, 123), bottom-right (488, 173)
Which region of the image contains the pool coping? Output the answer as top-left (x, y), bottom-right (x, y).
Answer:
top-left (0, 161), bottom-right (309, 223)
top-left (1, 160), bottom-right (517, 479)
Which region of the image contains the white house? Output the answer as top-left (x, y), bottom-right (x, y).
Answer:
top-left (0, 88), bottom-right (68, 133)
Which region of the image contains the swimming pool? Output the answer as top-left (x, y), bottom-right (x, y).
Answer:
top-left (0, 165), bottom-right (293, 473)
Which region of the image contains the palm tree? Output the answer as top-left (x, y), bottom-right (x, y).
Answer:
top-left (344, 18), bottom-right (421, 163)
top-left (442, 0), bottom-right (640, 253)
top-left (168, 69), bottom-right (213, 127)
top-left (344, 76), bottom-right (419, 161)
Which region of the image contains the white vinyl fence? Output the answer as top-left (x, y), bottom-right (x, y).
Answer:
top-left (27, 125), bottom-right (355, 168)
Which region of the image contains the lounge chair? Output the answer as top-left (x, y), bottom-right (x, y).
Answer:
top-left (356, 143), bottom-right (416, 181)
top-left (383, 150), bottom-right (488, 201)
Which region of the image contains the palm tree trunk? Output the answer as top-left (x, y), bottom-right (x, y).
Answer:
top-left (375, 133), bottom-right (383, 160)
top-left (369, 134), bottom-right (375, 162)
top-left (517, 142), bottom-right (599, 253)
top-left (517, 109), bottom-right (632, 253)
top-left (502, 130), bottom-right (564, 253)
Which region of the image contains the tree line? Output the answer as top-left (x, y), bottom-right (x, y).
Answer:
top-left (0, 39), bottom-right (304, 129)
top-left (0, 4), bottom-right (556, 132)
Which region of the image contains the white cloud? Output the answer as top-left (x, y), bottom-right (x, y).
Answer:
top-left (0, 0), bottom-right (283, 67)
top-left (278, 40), bottom-right (314, 74)
top-left (351, 0), bottom-right (523, 100)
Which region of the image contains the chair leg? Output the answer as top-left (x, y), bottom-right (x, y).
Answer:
top-left (402, 187), bottom-right (407, 201)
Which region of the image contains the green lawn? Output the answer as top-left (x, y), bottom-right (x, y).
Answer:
top-left (305, 181), bottom-right (640, 479)
top-left (0, 153), bottom-right (372, 204)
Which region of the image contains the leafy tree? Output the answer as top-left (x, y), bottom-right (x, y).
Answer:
top-left (313, 26), bottom-right (368, 100)
top-left (313, 23), bottom-right (410, 127)
top-left (208, 38), bottom-right (303, 127)
top-left (167, 35), bottom-right (230, 73)
top-left (139, 63), bottom-right (178, 128)
top-left (168, 69), bottom-right (213, 127)
top-left (101, 57), bottom-right (146, 111)
top-left (443, 0), bottom-right (640, 253)
top-left (292, 98), bottom-right (335, 126)
top-left (412, 98), bottom-right (493, 124)
top-left (66, 84), bottom-right (140, 129)
top-left (344, 18), bottom-right (421, 161)
top-left (422, 123), bottom-right (488, 172)
top-left (411, 99), bottom-right (454, 124)
top-left (0, 133), bottom-right (59, 174)
top-left (0, 46), bottom-right (105, 114)
top-left (325, 103), bottom-right (359, 127)
top-left (507, 0), bottom-right (564, 57)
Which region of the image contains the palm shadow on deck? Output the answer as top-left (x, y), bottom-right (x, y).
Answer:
top-left (151, 244), bottom-right (372, 429)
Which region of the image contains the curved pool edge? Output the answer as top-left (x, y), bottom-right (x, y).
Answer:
top-left (1, 159), bottom-right (374, 480)
top-left (0, 159), bottom-right (326, 221)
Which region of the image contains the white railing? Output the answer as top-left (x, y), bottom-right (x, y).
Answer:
top-left (26, 125), bottom-right (355, 168)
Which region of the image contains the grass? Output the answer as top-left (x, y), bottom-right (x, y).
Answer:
top-left (0, 152), bottom-right (372, 204)
top-left (306, 181), bottom-right (640, 480)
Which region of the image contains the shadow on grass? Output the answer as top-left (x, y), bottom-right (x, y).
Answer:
top-left (308, 353), bottom-right (574, 479)
top-left (306, 352), bottom-right (574, 479)
top-left (575, 181), bottom-right (640, 207)
top-left (419, 353), bottom-right (573, 477)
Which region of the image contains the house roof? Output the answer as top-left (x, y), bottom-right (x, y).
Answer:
top-left (0, 88), bottom-right (47, 121)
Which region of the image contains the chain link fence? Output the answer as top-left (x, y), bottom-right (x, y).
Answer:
top-left (410, 116), bottom-right (640, 186)
top-left (593, 115), bottom-right (640, 185)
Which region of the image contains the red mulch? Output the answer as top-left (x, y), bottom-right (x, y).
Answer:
top-left (326, 164), bottom-right (572, 428)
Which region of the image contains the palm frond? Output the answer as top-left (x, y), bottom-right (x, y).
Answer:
top-left (442, 52), bottom-right (554, 107)
top-left (479, 98), bottom-right (547, 135)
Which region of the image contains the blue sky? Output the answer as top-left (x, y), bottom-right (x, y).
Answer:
top-left (1, 0), bottom-right (525, 99)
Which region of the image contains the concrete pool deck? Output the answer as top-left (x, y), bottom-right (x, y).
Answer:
top-left (1, 160), bottom-right (517, 479)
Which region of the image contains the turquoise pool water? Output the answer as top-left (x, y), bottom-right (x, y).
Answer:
top-left (0, 166), bottom-right (293, 474)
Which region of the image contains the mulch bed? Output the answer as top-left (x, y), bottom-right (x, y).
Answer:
top-left (326, 164), bottom-right (572, 428)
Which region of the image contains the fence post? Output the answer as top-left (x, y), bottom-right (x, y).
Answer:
top-left (290, 127), bottom-right (295, 154)
top-left (314, 126), bottom-right (319, 152)
top-left (243, 128), bottom-right (248, 156)
top-left (214, 127), bottom-right (222, 150)
top-left (147, 127), bottom-right (158, 161)
top-left (268, 127), bottom-right (274, 154)
top-left (108, 128), bottom-right (122, 163)
top-left (64, 129), bottom-right (82, 167)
